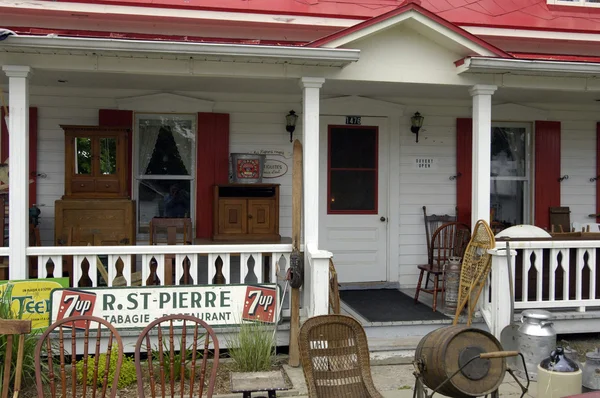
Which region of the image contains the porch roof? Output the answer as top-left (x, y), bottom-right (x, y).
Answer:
top-left (0, 35), bottom-right (360, 67)
top-left (457, 56), bottom-right (600, 77)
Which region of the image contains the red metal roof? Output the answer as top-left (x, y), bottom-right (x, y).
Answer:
top-left (40, 0), bottom-right (600, 34)
top-left (305, 1), bottom-right (512, 58)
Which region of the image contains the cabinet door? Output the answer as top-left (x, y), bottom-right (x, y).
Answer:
top-left (248, 199), bottom-right (274, 235)
top-left (218, 199), bottom-right (247, 235)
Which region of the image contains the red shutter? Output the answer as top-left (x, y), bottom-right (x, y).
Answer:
top-left (99, 109), bottom-right (133, 197)
top-left (456, 118), bottom-right (472, 225)
top-left (597, 122), bottom-right (600, 223)
top-left (196, 113), bottom-right (230, 239)
top-left (1, 107), bottom-right (38, 207)
top-left (534, 121), bottom-right (561, 230)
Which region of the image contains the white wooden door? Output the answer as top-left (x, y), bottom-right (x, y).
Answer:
top-left (319, 116), bottom-right (389, 283)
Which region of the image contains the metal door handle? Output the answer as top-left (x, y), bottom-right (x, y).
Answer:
top-left (380, 217), bottom-right (386, 222)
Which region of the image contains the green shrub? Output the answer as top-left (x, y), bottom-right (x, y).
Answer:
top-left (0, 283), bottom-right (45, 394)
top-left (76, 350), bottom-right (137, 389)
top-left (226, 321), bottom-right (274, 372)
top-left (151, 339), bottom-right (195, 381)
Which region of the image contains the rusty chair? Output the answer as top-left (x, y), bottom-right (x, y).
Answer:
top-left (0, 319), bottom-right (32, 398)
top-left (414, 222), bottom-right (470, 312)
top-left (299, 314), bottom-right (383, 398)
top-left (134, 314), bottom-right (220, 398)
top-left (34, 315), bottom-right (124, 398)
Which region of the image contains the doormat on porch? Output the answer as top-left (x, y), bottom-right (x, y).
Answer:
top-left (339, 289), bottom-right (449, 322)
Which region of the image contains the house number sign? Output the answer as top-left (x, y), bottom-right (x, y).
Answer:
top-left (346, 116), bottom-right (362, 125)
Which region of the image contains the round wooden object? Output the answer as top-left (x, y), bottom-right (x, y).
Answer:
top-left (415, 325), bottom-right (506, 398)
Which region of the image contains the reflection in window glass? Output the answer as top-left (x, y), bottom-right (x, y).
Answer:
top-left (138, 180), bottom-right (192, 232)
top-left (75, 137), bottom-right (92, 175)
top-left (99, 137), bottom-right (117, 175)
top-left (330, 170), bottom-right (376, 211)
top-left (490, 126), bottom-right (529, 228)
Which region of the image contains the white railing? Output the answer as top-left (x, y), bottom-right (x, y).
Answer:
top-left (482, 239), bottom-right (600, 338)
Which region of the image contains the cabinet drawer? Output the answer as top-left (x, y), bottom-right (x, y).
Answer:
top-left (95, 180), bottom-right (120, 193)
top-left (71, 180), bottom-right (95, 193)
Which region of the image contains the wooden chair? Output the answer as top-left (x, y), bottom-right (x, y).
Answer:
top-left (0, 319), bottom-right (32, 398)
top-left (422, 206), bottom-right (456, 289)
top-left (298, 314), bottom-right (383, 398)
top-left (329, 259), bottom-right (340, 315)
top-left (34, 315), bottom-right (124, 398)
top-left (149, 217), bottom-right (192, 285)
top-left (414, 222), bottom-right (471, 312)
top-left (550, 206), bottom-right (571, 233)
top-left (134, 314), bottom-right (220, 398)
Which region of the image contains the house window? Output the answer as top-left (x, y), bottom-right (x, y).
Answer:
top-left (547, 0), bottom-right (600, 7)
top-left (490, 123), bottom-right (531, 228)
top-left (134, 113), bottom-right (196, 233)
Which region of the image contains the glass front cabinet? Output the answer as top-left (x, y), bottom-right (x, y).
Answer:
top-left (62, 125), bottom-right (130, 199)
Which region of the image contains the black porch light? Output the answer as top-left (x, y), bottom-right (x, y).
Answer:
top-left (286, 110), bottom-right (298, 142)
top-left (411, 111), bottom-right (424, 143)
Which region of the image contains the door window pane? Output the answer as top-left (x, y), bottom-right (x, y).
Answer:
top-left (328, 126), bottom-right (378, 214)
top-left (99, 137), bottom-right (117, 175)
top-left (330, 171), bottom-right (376, 211)
top-left (75, 137), bottom-right (92, 175)
top-left (330, 127), bottom-right (377, 168)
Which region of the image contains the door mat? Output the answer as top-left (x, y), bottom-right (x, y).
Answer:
top-left (339, 289), bottom-right (449, 322)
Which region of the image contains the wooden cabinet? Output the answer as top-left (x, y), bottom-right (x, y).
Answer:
top-left (213, 184), bottom-right (280, 242)
top-left (62, 125), bottom-right (129, 199)
top-left (55, 199), bottom-right (136, 246)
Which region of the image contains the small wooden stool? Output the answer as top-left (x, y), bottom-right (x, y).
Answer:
top-left (230, 371), bottom-right (288, 398)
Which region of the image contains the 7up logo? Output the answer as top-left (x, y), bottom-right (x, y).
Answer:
top-left (242, 286), bottom-right (277, 323)
top-left (55, 289), bottom-right (97, 329)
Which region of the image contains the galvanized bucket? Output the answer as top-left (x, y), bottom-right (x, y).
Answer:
top-left (231, 153), bottom-right (265, 183)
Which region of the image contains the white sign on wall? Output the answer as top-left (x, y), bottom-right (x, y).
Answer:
top-left (49, 284), bottom-right (279, 329)
top-left (263, 159), bottom-right (288, 179)
top-left (412, 158), bottom-right (438, 170)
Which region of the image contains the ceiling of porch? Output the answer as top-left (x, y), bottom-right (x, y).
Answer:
top-left (3, 69), bottom-right (600, 105)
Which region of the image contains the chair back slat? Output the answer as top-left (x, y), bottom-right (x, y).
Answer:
top-left (134, 315), bottom-right (219, 398)
top-left (0, 319), bottom-right (31, 398)
top-left (34, 315), bottom-right (124, 398)
top-left (423, 206), bottom-right (456, 264)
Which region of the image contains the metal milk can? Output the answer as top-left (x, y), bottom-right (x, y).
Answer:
top-left (583, 348), bottom-right (600, 392)
top-left (443, 256), bottom-right (461, 313)
top-left (515, 309), bottom-right (556, 381)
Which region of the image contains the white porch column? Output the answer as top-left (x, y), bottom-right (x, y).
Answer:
top-left (2, 65), bottom-right (31, 280)
top-left (469, 84), bottom-right (497, 229)
top-left (300, 77), bottom-right (325, 247)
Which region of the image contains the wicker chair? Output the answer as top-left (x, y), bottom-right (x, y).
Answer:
top-left (299, 315), bottom-right (383, 398)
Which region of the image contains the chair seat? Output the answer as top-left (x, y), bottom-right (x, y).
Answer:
top-left (417, 263), bottom-right (443, 274)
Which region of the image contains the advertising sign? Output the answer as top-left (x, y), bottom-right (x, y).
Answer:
top-left (0, 278), bottom-right (70, 330)
top-left (50, 284), bottom-right (278, 329)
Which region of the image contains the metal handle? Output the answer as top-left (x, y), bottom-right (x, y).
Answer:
top-left (105, 184), bottom-right (110, 188)
top-left (380, 216), bottom-right (386, 222)
top-left (479, 351), bottom-right (519, 359)
top-left (248, 214), bottom-right (253, 219)
top-left (80, 183), bottom-right (85, 187)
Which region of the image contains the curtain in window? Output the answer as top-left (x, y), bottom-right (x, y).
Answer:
top-left (171, 121), bottom-right (194, 175)
top-left (138, 119), bottom-right (161, 174)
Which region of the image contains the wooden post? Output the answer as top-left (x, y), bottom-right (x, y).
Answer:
top-left (289, 139), bottom-right (302, 367)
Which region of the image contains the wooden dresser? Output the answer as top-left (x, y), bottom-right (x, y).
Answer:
top-left (55, 125), bottom-right (135, 247)
top-left (213, 184), bottom-right (280, 242)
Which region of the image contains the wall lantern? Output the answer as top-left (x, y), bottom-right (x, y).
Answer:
top-left (286, 110), bottom-right (298, 142)
top-left (411, 111), bottom-right (424, 143)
